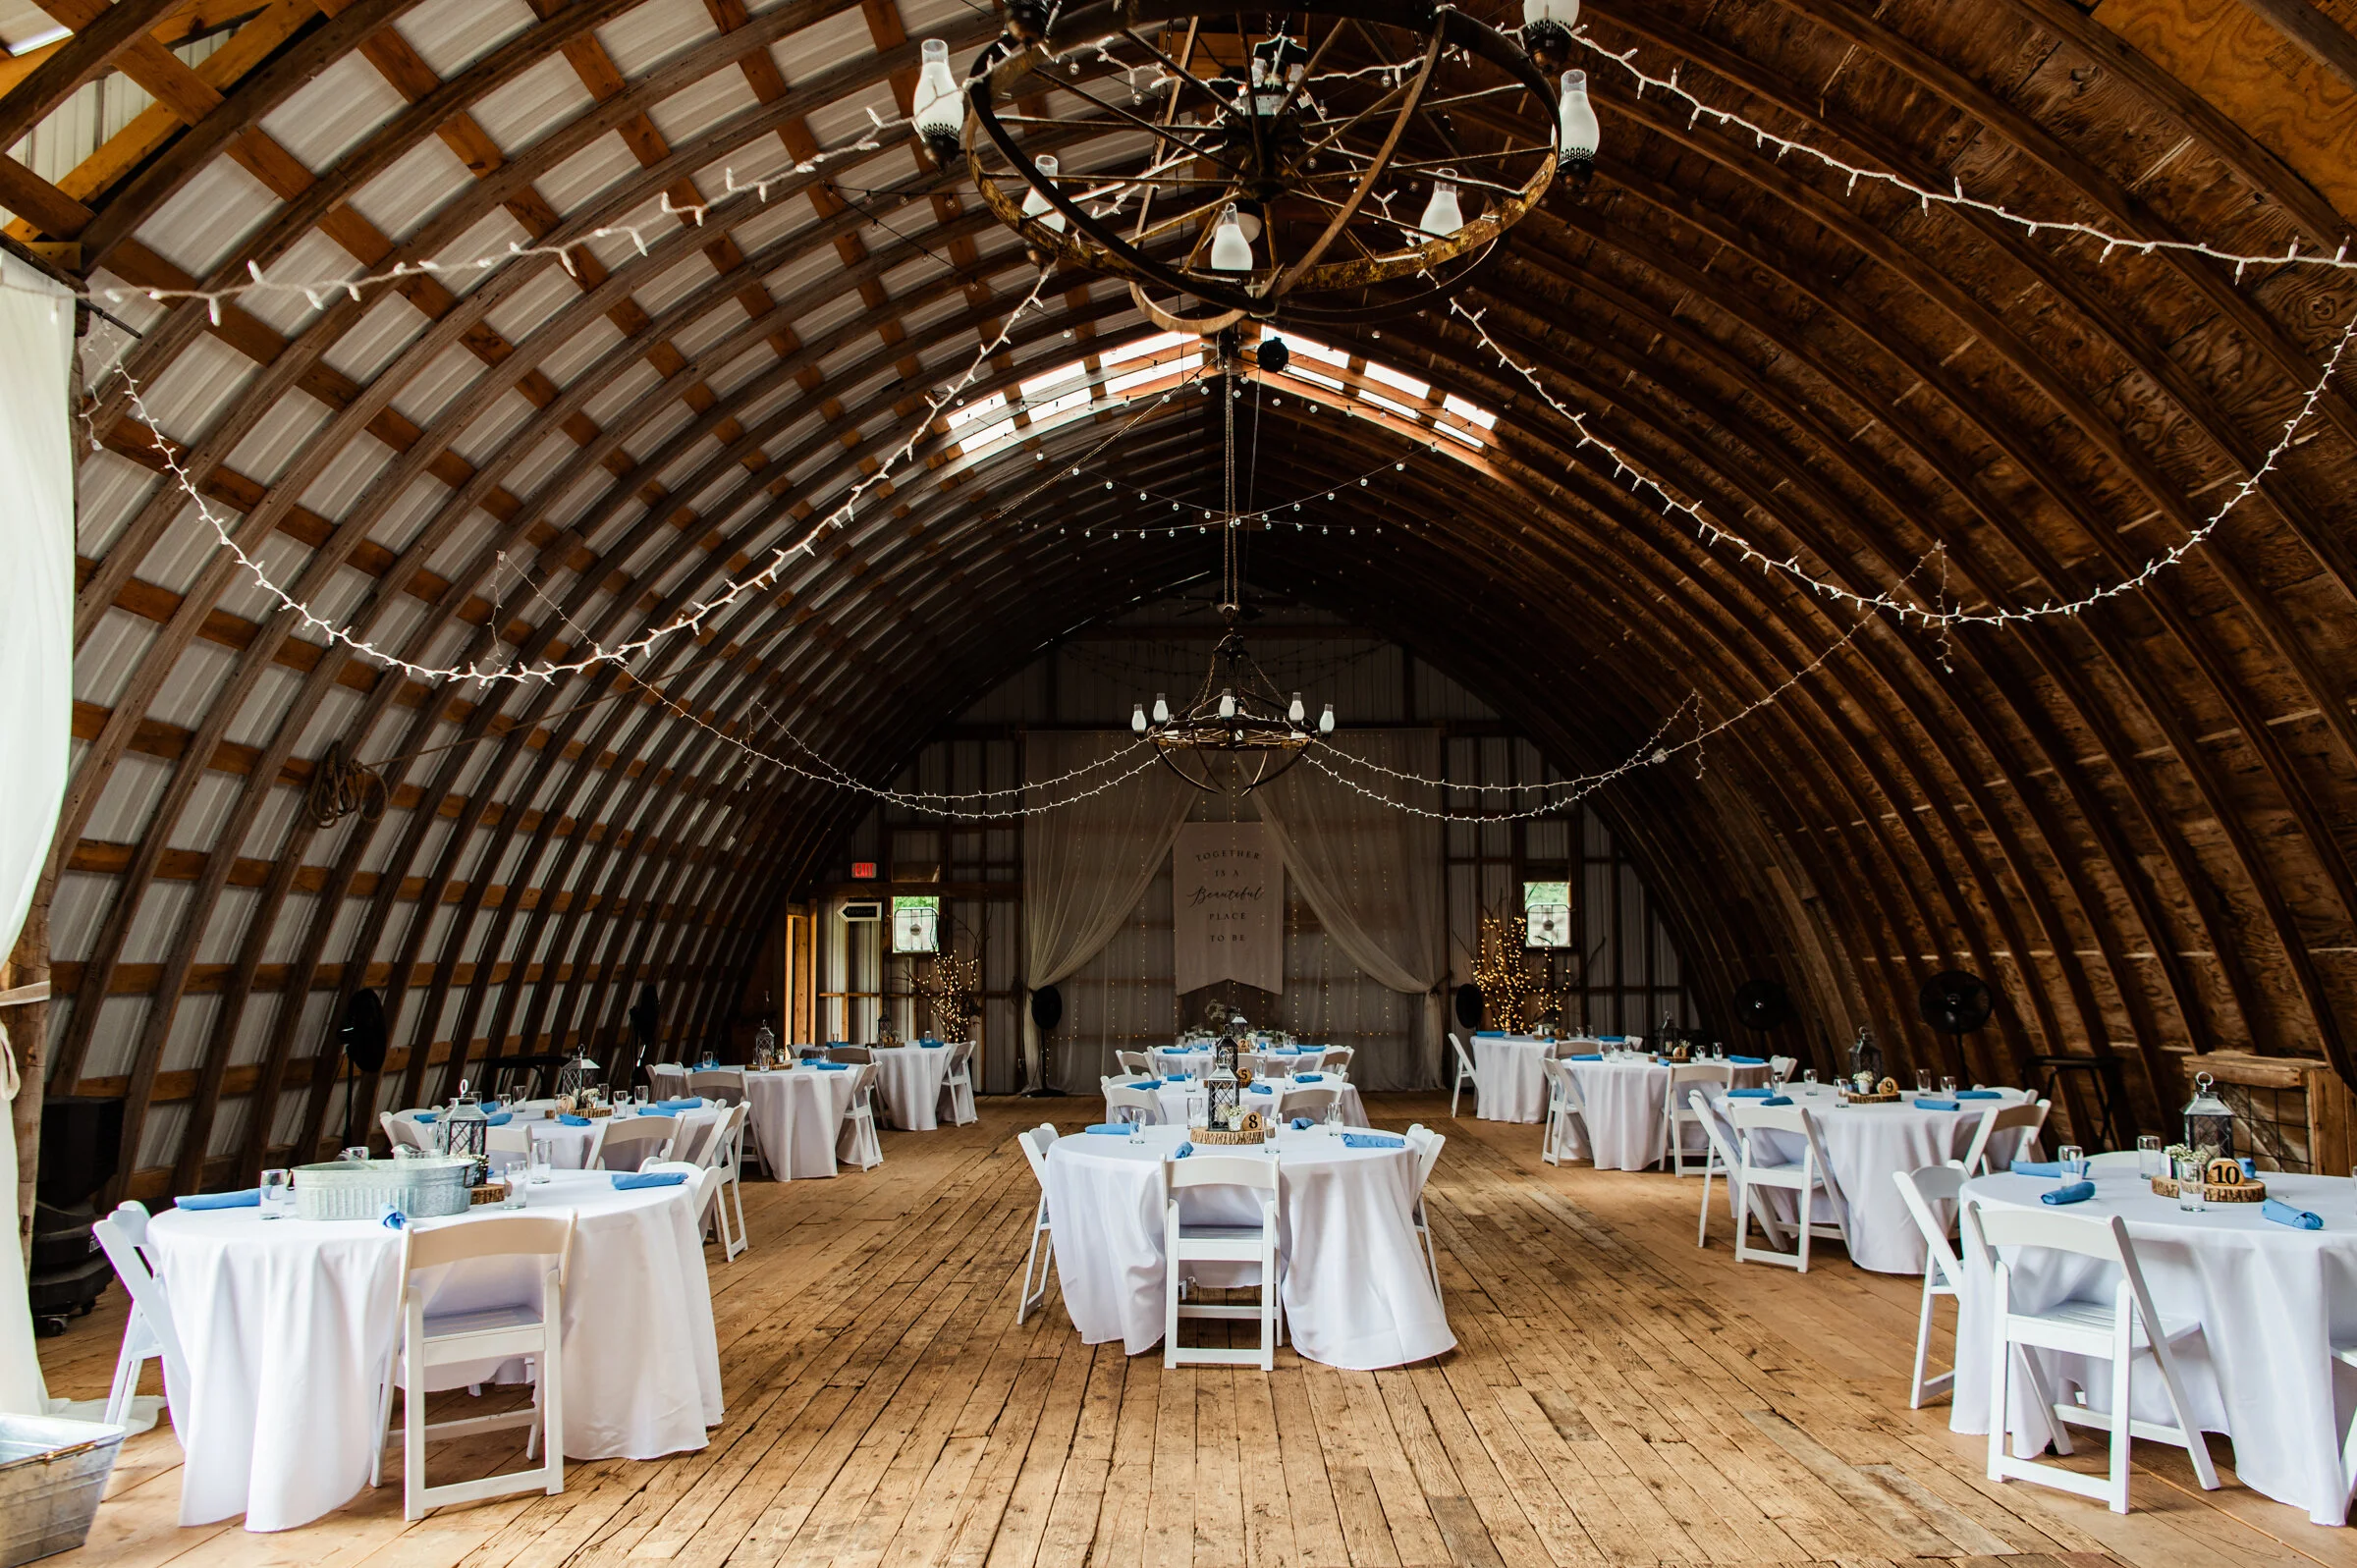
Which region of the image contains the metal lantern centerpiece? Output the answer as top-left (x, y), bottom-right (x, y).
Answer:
top-left (2182, 1071), bottom-right (2235, 1164)
top-left (555, 1047), bottom-right (602, 1105)
top-left (918, 0), bottom-right (1595, 335)
top-left (443, 1081), bottom-right (490, 1186)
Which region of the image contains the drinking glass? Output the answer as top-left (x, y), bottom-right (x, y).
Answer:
top-left (1915, 1069), bottom-right (1933, 1093)
top-left (2137, 1135), bottom-right (2163, 1178)
top-left (529, 1130), bottom-right (555, 1185)
top-left (1801, 1068), bottom-right (1818, 1086)
top-left (259, 1167), bottom-right (293, 1218)
top-left (2175, 1157), bottom-right (2206, 1212)
top-left (2058, 1145), bottom-right (2084, 1180)
top-left (1940, 1076), bottom-right (1957, 1095)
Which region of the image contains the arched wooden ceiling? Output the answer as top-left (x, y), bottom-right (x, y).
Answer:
top-left (6, 0), bottom-right (2354, 1195)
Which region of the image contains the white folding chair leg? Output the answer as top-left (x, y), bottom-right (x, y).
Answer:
top-left (1910, 1267), bottom-right (1955, 1408)
top-left (1017, 1199), bottom-right (1054, 1325)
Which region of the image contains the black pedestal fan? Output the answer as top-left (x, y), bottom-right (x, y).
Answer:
top-left (1917, 970), bottom-right (1995, 1080)
top-left (337, 987), bottom-right (388, 1152)
top-left (1026, 985), bottom-right (1068, 1097)
top-left (1731, 979), bottom-right (1794, 1055)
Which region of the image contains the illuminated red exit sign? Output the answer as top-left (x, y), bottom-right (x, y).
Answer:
top-left (851, 861), bottom-right (878, 880)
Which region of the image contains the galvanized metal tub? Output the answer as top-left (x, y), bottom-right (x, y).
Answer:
top-left (0, 1412), bottom-right (127, 1565)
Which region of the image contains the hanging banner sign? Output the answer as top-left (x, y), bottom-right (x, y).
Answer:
top-left (1173, 821), bottom-right (1284, 995)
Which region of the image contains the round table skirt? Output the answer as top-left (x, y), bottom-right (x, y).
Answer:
top-left (1469, 1037), bottom-right (1550, 1122)
top-left (1124, 1077), bottom-right (1369, 1128)
top-left (1954, 1169), bottom-right (2357, 1525)
top-left (1044, 1123), bottom-right (1453, 1370)
top-left (871, 1046), bottom-right (954, 1131)
top-left (1557, 1059), bottom-right (1770, 1169)
top-left (743, 1066), bottom-right (864, 1178)
top-left (147, 1171), bottom-right (722, 1532)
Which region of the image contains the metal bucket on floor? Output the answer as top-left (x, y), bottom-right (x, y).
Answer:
top-left (0, 1412), bottom-right (127, 1565)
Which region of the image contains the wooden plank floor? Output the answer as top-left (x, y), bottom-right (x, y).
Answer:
top-left (36, 1096), bottom-right (2357, 1568)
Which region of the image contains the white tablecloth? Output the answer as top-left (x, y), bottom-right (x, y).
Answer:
top-left (1470, 1036), bottom-right (1550, 1122)
top-left (1122, 1076), bottom-right (1369, 1128)
top-left (743, 1065), bottom-right (864, 1179)
top-left (1558, 1058), bottom-right (1771, 1169)
top-left (1710, 1085), bottom-right (2036, 1273)
top-left (1954, 1169), bottom-right (2357, 1525)
top-left (147, 1170), bottom-right (723, 1532)
top-left (1149, 1047), bottom-right (1331, 1078)
top-left (1044, 1123), bottom-right (1453, 1370)
top-left (871, 1046), bottom-right (954, 1130)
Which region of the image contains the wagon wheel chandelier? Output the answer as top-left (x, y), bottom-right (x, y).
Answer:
top-left (1126, 333), bottom-right (1335, 791)
top-left (911, 0), bottom-right (1601, 335)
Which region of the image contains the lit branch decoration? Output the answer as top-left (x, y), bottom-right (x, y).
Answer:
top-left (912, 950), bottom-right (985, 1041)
top-left (1471, 908), bottom-right (1547, 1030)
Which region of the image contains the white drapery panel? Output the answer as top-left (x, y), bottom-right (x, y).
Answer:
top-left (1257, 732), bottom-right (1447, 1087)
top-left (1021, 734), bottom-right (1196, 1083)
top-left (1, 255), bottom-right (78, 1416)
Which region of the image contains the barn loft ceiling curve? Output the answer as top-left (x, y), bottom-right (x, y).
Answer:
top-left (6, 0), bottom-right (2356, 1188)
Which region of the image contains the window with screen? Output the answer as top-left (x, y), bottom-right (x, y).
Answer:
top-left (891, 895), bottom-right (940, 954)
top-left (1523, 881), bottom-right (1571, 948)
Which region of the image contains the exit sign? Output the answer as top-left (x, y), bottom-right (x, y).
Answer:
top-left (851, 861), bottom-right (878, 880)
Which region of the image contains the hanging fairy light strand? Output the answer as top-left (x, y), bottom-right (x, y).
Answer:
top-left (1451, 297), bottom-right (2357, 629)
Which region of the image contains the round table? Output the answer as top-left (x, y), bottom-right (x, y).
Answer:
top-left (1954, 1168), bottom-right (2357, 1525)
top-left (1559, 1056), bottom-right (1772, 1169)
top-left (871, 1045), bottom-right (954, 1131)
top-left (147, 1169), bottom-right (723, 1533)
top-left (1149, 1046), bottom-right (1330, 1078)
top-left (1470, 1035), bottom-right (1551, 1122)
top-left (1118, 1076), bottom-right (1370, 1128)
top-left (1043, 1122), bottom-right (1453, 1370)
top-left (1709, 1085), bottom-right (2036, 1273)
top-left (742, 1065), bottom-right (866, 1178)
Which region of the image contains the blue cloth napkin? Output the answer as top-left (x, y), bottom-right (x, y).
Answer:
top-left (1133, 1078), bottom-right (1163, 1090)
top-left (1727, 1086), bottom-right (1776, 1099)
top-left (1290, 1117), bottom-right (1315, 1130)
top-left (1569, 1052), bottom-right (1603, 1061)
top-left (613, 1170), bottom-right (688, 1189)
top-left (1085, 1123), bottom-right (1129, 1135)
top-left (2012, 1160), bottom-right (2062, 1177)
top-left (1598, 1035), bottom-right (1626, 1043)
top-left (1914, 1097), bottom-right (1961, 1110)
top-left (1295, 1072), bottom-right (1324, 1082)
top-left (922, 1041), bottom-right (946, 1049)
top-left (1248, 1084), bottom-right (1275, 1095)
top-left (558, 1113), bottom-right (591, 1127)
top-left (485, 1111), bottom-right (513, 1126)
top-left (177, 1188), bottom-right (259, 1210)
top-left (655, 1097), bottom-right (702, 1111)
top-left (382, 1209), bottom-right (407, 1229)
top-left (1173, 1142), bottom-right (1194, 1159)
top-left (412, 1110), bottom-right (438, 1123)
top-left (1165, 1073), bottom-right (1191, 1083)
top-left (2262, 1198), bottom-right (2322, 1229)
top-left (1956, 1089), bottom-right (2003, 1100)
top-left (1728, 1054), bottom-right (1766, 1065)
top-left (1755, 1095), bottom-right (1793, 1108)
top-left (1343, 1133), bottom-right (1407, 1150)
top-left (814, 1061), bottom-right (849, 1071)
top-left (2041, 1180), bottom-right (2096, 1206)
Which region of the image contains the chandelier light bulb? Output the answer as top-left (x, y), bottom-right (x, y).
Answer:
top-left (911, 40), bottom-right (963, 158)
top-left (1153, 693), bottom-right (1171, 724)
top-left (1288, 691), bottom-right (1305, 723)
top-left (1521, 0), bottom-right (1578, 72)
top-left (1219, 687), bottom-right (1237, 720)
top-left (1419, 172), bottom-right (1464, 237)
top-left (1319, 702), bottom-right (1337, 734)
top-left (1132, 702), bottom-right (1148, 733)
top-left (1209, 202), bottom-right (1254, 272)
top-left (1021, 154), bottom-right (1068, 233)
top-left (1558, 71), bottom-right (1600, 181)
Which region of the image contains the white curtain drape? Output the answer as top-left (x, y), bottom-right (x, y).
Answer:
top-left (1257, 731), bottom-right (1447, 1086)
top-left (1021, 734), bottom-right (1195, 1086)
top-left (1, 256), bottom-right (78, 1416)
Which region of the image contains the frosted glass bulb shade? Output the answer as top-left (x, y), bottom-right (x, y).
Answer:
top-left (911, 40), bottom-right (962, 145)
top-left (1288, 692), bottom-right (1305, 723)
top-left (1419, 173), bottom-right (1463, 237)
top-left (1152, 693), bottom-right (1171, 724)
top-left (1558, 71), bottom-right (1600, 169)
top-left (1523, 0), bottom-right (1578, 25)
top-left (1233, 199), bottom-right (1264, 243)
top-left (1218, 688), bottom-right (1237, 720)
top-left (1209, 203), bottom-right (1254, 272)
top-left (1132, 702), bottom-right (1148, 733)
top-left (1318, 703), bottom-right (1336, 734)
top-left (1020, 154), bottom-right (1068, 233)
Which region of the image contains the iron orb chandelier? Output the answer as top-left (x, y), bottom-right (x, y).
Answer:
top-left (912, 2), bottom-right (1600, 334)
top-left (1132, 608), bottom-right (1337, 793)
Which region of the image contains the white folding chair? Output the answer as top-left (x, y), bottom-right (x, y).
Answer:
top-left (1448, 1032), bottom-right (1480, 1118)
top-left (1540, 1058), bottom-right (1590, 1166)
top-left (1164, 1153), bottom-right (1284, 1370)
top-left (1277, 1085), bottom-right (1343, 1124)
top-left (1116, 1050), bottom-right (1153, 1075)
top-left (839, 1064), bottom-right (884, 1169)
top-left (939, 1039), bottom-right (978, 1126)
top-left (380, 1109), bottom-right (436, 1154)
top-left (687, 1069), bottom-right (744, 1107)
top-left (2335, 1343), bottom-right (2357, 1516)
top-left (1965, 1201), bottom-right (2219, 1513)
top-left (1403, 1123), bottom-right (1448, 1302)
top-left (1960, 1098), bottom-right (2051, 1175)
top-left (376, 1213), bottom-right (576, 1520)
top-left (825, 1045), bottom-right (874, 1064)
top-left (1729, 1100), bottom-right (1849, 1271)
top-left (1768, 1054), bottom-right (1797, 1082)
top-left (1659, 1063), bottom-right (1730, 1175)
top-left (90, 1202), bottom-right (190, 1438)
top-left (1317, 1046), bottom-right (1355, 1078)
top-left (701, 1104), bottom-right (751, 1261)
top-left (596, 1113), bottom-right (678, 1171)
top-left (1891, 1163), bottom-right (1967, 1407)
top-left (642, 1159), bottom-right (727, 1243)
top-left (1688, 1090), bottom-right (1766, 1248)
top-left (647, 1063), bottom-right (689, 1099)
top-left (1015, 1124), bottom-right (1059, 1325)
top-left (1106, 1083), bottom-right (1163, 1125)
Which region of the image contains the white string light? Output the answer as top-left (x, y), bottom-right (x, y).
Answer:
top-left (1451, 297), bottom-right (2357, 630)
